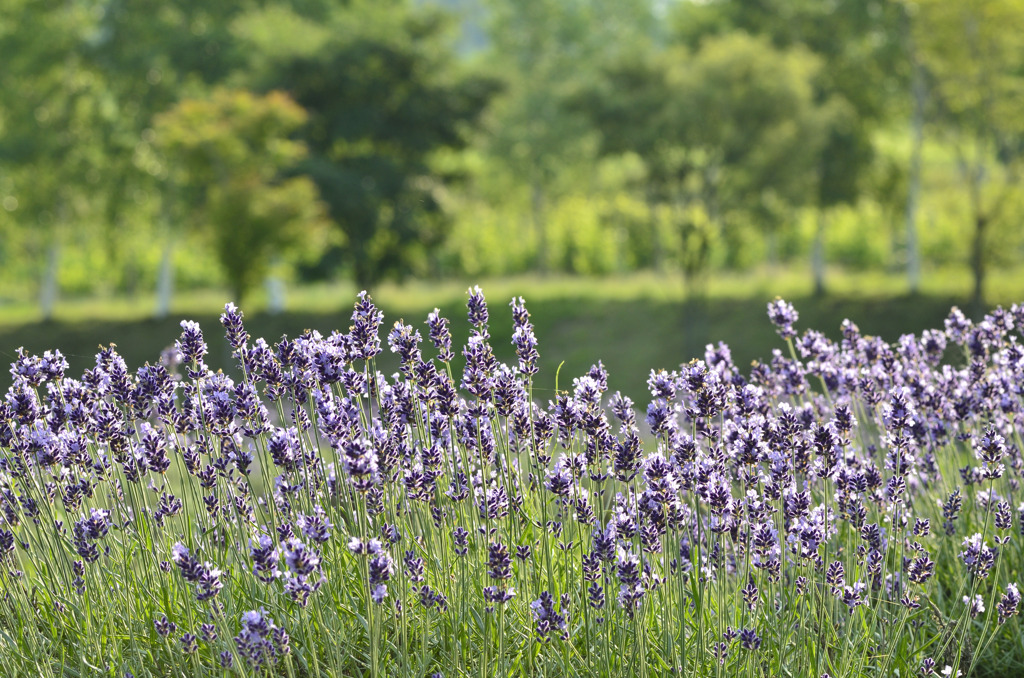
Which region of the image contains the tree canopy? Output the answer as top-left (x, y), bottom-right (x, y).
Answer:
top-left (155, 88), bottom-right (330, 304)
top-left (1, 0), bottom-right (1023, 309)
top-left (243, 1), bottom-right (499, 286)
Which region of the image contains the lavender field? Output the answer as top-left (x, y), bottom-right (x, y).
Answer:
top-left (1, 288), bottom-right (1022, 677)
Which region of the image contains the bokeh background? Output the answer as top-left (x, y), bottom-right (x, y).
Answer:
top-left (1, 0), bottom-right (1023, 401)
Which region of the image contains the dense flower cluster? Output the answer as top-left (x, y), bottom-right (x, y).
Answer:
top-left (0, 291), bottom-right (1023, 677)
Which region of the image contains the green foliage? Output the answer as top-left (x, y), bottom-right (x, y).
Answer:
top-left (0, 0), bottom-right (113, 298)
top-left (155, 88), bottom-right (330, 304)
top-left (544, 194), bottom-right (620, 274)
top-left (237, 0), bottom-right (499, 287)
top-left (578, 32), bottom-right (835, 284)
top-left (672, 0), bottom-right (907, 122)
top-left (913, 0), bottom-right (1024, 131)
top-left (912, 0), bottom-right (1024, 305)
top-left (669, 0), bottom-right (908, 294)
top-left (2, 0), bottom-right (1024, 308)
top-left (672, 33), bottom-right (832, 212)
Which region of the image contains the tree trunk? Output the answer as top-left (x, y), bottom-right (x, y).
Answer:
top-left (232, 283), bottom-right (247, 309)
top-left (266, 272), bottom-right (285, 315)
top-left (766, 230), bottom-right (779, 268)
top-left (905, 57), bottom-right (925, 294)
top-left (812, 210), bottom-right (827, 297)
top-left (40, 239), bottom-right (59, 321)
top-left (155, 240), bottom-right (174, 320)
top-left (971, 214), bottom-right (987, 311)
top-left (531, 180), bottom-right (547, 273)
top-left (353, 247), bottom-right (373, 292)
top-left (646, 190), bottom-right (661, 270)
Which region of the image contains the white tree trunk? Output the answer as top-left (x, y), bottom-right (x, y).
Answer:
top-left (155, 241), bottom-right (174, 320)
top-left (266, 274), bottom-right (285, 315)
top-left (905, 58), bottom-right (925, 293)
top-left (531, 180), bottom-right (547, 272)
top-left (40, 239), bottom-right (59, 321)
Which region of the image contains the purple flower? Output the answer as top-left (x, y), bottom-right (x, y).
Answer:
top-left (959, 533), bottom-right (996, 578)
top-left (482, 585), bottom-right (516, 610)
top-left (544, 457), bottom-right (574, 496)
top-left (617, 582), bottom-right (645, 617)
top-left (11, 347), bottom-right (67, 385)
top-left (908, 555), bottom-right (935, 584)
top-left (176, 320), bottom-right (208, 377)
top-left (349, 291), bottom-right (384, 361)
top-left (283, 538), bottom-right (321, 578)
top-left (592, 522), bottom-right (617, 562)
top-left (739, 627), bottom-right (761, 651)
top-left (964, 593), bottom-right (985, 618)
top-left (530, 591), bottom-right (568, 642)
top-left (169, 542), bottom-right (223, 601)
top-left (467, 286), bottom-right (489, 334)
top-left (418, 584), bottom-right (449, 612)
top-left (77, 508), bottom-right (111, 540)
top-left (451, 527), bottom-right (470, 557)
top-left (251, 535), bottom-right (281, 583)
top-left (510, 297), bottom-right (539, 376)
top-left (995, 501), bottom-right (1013, 531)
top-left (396, 549), bottom-right (422, 583)
top-left (388, 322), bottom-right (422, 374)
top-left (826, 561), bottom-right (845, 595)
top-left (945, 306), bottom-right (971, 343)
top-left (461, 333), bottom-right (496, 398)
top-left (487, 541), bottom-right (512, 581)
top-left (647, 369), bottom-right (677, 400)
top-left (220, 302), bottom-right (249, 354)
top-left (340, 437), bottom-right (379, 492)
top-left (368, 550), bottom-right (395, 586)
top-left (297, 507), bottom-right (332, 544)
top-left (842, 582), bottom-right (868, 613)
top-left (154, 615), bottom-right (177, 638)
top-left (352, 536), bottom-right (385, 557)
top-left (235, 609), bottom-right (285, 668)
top-left (999, 583), bottom-right (1021, 623)
top-left (741, 575), bottom-right (759, 611)
top-left (180, 633), bottom-right (198, 655)
top-left (583, 574), bottom-right (605, 608)
top-left (943, 489), bottom-right (963, 535)
top-left (974, 426), bottom-right (1007, 465)
top-left (426, 309), bottom-right (454, 363)
top-left (268, 427), bottom-right (302, 473)
top-left (616, 546), bottom-right (642, 589)
top-left (767, 299), bottom-right (799, 340)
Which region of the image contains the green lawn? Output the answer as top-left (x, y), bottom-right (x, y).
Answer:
top-left (0, 265), bottom-right (1021, 402)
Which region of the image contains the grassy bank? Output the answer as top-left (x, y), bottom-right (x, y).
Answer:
top-left (0, 265), bottom-right (1021, 402)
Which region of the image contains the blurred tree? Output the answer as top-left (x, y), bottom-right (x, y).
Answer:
top-left (672, 0), bottom-right (906, 294)
top-left (672, 0), bottom-right (904, 120)
top-left (578, 34), bottom-right (833, 293)
top-left (0, 0), bottom-right (112, 319)
top-left (900, 4), bottom-right (927, 293)
top-left (867, 155), bottom-right (910, 263)
top-left (235, 0), bottom-right (499, 288)
top-left (480, 0), bottom-right (658, 270)
top-left (912, 0), bottom-right (1024, 309)
top-left (154, 89), bottom-right (330, 305)
top-left (86, 0), bottom-right (249, 313)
